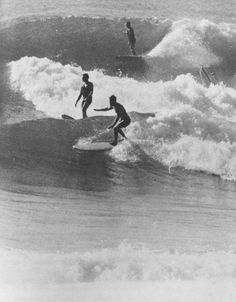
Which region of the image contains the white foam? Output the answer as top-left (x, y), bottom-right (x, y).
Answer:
top-left (8, 56), bottom-right (160, 118)
top-left (1, 244), bottom-right (236, 284)
top-left (1, 244), bottom-right (236, 302)
top-left (147, 19), bottom-right (236, 69)
top-left (1, 281), bottom-right (236, 302)
top-left (8, 57), bottom-right (236, 118)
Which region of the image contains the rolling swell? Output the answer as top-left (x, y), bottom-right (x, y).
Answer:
top-left (0, 116), bottom-right (112, 190)
top-left (0, 115), bottom-right (114, 164)
top-left (0, 113), bottom-right (159, 191)
top-left (2, 16), bottom-right (236, 84)
top-left (0, 16), bottom-right (169, 74)
top-left (0, 113), bottom-right (152, 162)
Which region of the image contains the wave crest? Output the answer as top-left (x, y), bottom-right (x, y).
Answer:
top-left (147, 18), bottom-right (236, 73)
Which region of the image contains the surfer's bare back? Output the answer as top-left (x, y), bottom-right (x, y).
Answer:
top-left (94, 95), bottom-right (131, 146)
top-left (75, 73), bottom-right (93, 118)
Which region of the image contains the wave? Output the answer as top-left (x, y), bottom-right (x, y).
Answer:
top-left (1, 115), bottom-right (236, 183)
top-left (0, 16), bottom-right (168, 72)
top-left (4, 56), bottom-right (236, 180)
top-left (0, 114), bottom-right (157, 192)
top-left (1, 243), bottom-right (236, 284)
top-left (7, 56), bottom-right (236, 119)
top-left (145, 18), bottom-right (236, 82)
top-left (2, 16), bottom-right (236, 181)
top-left (1, 242), bottom-right (236, 302)
top-left (147, 19), bottom-right (233, 66)
top-left (2, 16), bottom-right (236, 80)
top-left (2, 243), bottom-right (236, 301)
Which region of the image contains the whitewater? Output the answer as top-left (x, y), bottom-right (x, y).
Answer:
top-left (1, 1), bottom-right (236, 302)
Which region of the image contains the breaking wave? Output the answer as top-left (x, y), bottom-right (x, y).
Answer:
top-left (5, 54), bottom-right (236, 180)
top-left (0, 16), bottom-right (236, 181)
top-left (1, 243), bottom-right (236, 284)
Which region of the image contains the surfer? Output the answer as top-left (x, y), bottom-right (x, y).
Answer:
top-left (75, 73), bottom-right (94, 118)
top-left (124, 21), bottom-right (136, 55)
top-left (94, 95), bottom-right (131, 146)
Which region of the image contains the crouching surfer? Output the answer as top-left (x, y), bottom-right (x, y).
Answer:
top-left (94, 95), bottom-right (131, 146)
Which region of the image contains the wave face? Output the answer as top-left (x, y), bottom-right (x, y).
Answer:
top-left (0, 16), bottom-right (167, 72)
top-left (2, 16), bottom-right (236, 80)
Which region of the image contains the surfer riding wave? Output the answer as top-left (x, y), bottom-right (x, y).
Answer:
top-left (124, 21), bottom-right (136, 55)
top-left (94, 95), bottom-right (131, 146)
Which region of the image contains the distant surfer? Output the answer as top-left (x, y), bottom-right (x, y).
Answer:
top-left (75, 73), bottom-right (93, 118)
top-left (124, 21), bottom-right (136, 55)
top-left (94, 95), bottom-right (131, 146)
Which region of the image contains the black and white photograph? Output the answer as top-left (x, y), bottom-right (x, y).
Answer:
top-left (1, 0), bottom-right (236, 301)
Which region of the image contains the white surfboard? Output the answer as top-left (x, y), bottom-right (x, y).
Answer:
top-left (73, 142), bottom-right (113, 152)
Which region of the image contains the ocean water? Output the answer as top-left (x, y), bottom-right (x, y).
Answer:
top-left (1, 1), bottom-right (236, 301)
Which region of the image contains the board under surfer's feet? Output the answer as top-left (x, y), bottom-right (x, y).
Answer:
top-left (110, 138), bottom-right (126, 146)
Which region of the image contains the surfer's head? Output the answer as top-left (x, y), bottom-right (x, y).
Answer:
top-left (82, 73), bottom-right (89, 82)
top-left (109, 95), bottom-right (117, 107)
top-left (126, 21), bottom-right (131, 28)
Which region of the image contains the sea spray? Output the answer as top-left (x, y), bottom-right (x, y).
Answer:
top-left (8, 57), bottom-right (236, 119)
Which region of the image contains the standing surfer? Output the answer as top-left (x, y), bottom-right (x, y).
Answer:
top-left (94, 95), bottom-right (131, 146)
top-left (75, 73), bottom-right (94, 118)
top-left (124, 21), bottom-right (136, 55)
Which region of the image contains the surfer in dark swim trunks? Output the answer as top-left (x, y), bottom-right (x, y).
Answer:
top-left (124, 21), bottom-right (136, 55)
top-left (75, 73), bottom-right (93, 118)
top-left (94, 95), bottom-right (131, 146)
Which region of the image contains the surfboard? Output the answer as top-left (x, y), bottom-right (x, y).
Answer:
top-left (73, 142), bottom-right (114, 152)
top-left (116, 55), bottom-right (143, 61)
top-left (62, 114), bottom-right (75, 120)
top-left (200, 67), bottom-right (217, 85)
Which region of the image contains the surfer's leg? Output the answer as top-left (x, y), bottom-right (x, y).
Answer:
top-left (117, 128), bottom-right (126, 138)
top-left (128, 41), bottom-right (136, 55)
top-left (131, 48), bottom-right (136, 56)
top-left (81, 101), bottom-right (87, 118)
top-left (110, 129), bottom-right (119, 146)
top-left (111, 120), bottom-right (130, 145)
top-left (130, 42), bottom-right (136, 55)
top-left (81, 99), bottom-right (92, 118)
